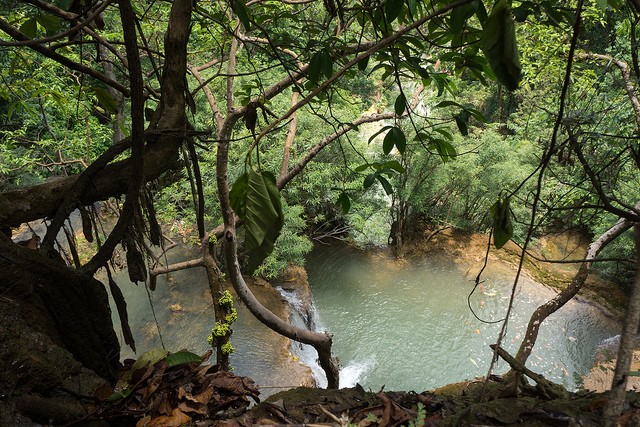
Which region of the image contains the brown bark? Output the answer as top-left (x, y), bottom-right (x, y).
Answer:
top-left (0, 236), bottom-right (120, 380)
top-left (603, 222), bottom-right (640, 426)
top-left (222, 229), bottom-right (340, 387)
top-left (515, 214), bottom-right (634, 364)
top-left (0, 136), bottom-right (182, 228)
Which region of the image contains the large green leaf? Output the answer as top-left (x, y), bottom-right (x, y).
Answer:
top-left (244, 171), bottom-right (279, 250)
top-left (230, 170), bottom-right (284, 271)
top-left (376, 175), bottom-right (393, 195)
top-left (308, 51), bottom-right (323, 83)
top-left (37, 15), bottom-right (62, 35)
top-left (20, 18), bottom-right (37, 38)
top-left (450, 0), bottom-right (478, 34)
top-left (245, 171), bottom-right (284, 273)
top-left (385, 0), bottom-right (404, 23)
top-left (481, 0), bottom-right (521, 91)
top-left (337, 192), bottom-right (351, 214)
top-left (394, 93), bottom-right (407, 116)
top-left (230, 172), bottom-right (250, 218)
top-left (230, 0), bottom-right (252, 31)
top-left (490, 196), bottom-right (513, 249)
top-left (165, 351), bottom-right (202, 368)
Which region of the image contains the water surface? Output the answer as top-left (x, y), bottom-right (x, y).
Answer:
top-left (304, 243), bottom-right (620, 391)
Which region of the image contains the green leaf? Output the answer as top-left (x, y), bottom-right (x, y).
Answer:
top-left (435, 100), bottom-right (464, 109)
top-left (385, 0), bottom-right (404, 23)
top-left (132, 348), bottom-right (169, 371)
top-left (596, 0), bottom-right (607, 10)
top-left (337, 192), bottom-right (351, 214)
top-left (244, 171), bottom-right (279, 250)
top-left (358, 55), bottom-right (370, 71)
top-left (376, 175), bottom-right (393, 195)
top-left (106, 388), bottom-right (132, 402)
top-left (354, 163), bottom-right (370, 172)
top-left (165, 351), bottom-right (202, 368)
top-left (20, 18), bottom-right (37, 38)
top-left (431, 139), bottom-right (457, 162)
top-left (230, 0), bottom-right (252, 31)
top-left (321, 50), bottom-right (333, 80)
top-left (481, 0), bottom-right (521, 91)
top-left (434, 127), bottom-right (453, 140)
top-left (407, 0), bottom-right (418, 16)
top-left (490, 196), bottom-right (513, 249)
top-left (511, 1), bottom-right (535, 21)
top-left (308, 51), bottom-right (323, 83)
top-left (381, 160), bottom-right (405, 173)
top-left (244, 171), bottom-right (284, 274)
top-left (394, 93), bottom-right (406, 116)
top-left (230, 172), bottom-right (249, 218)
top-left (450, 0), bottom-right (478, 34)
top-left (37, 15), bottom-right (62, 35)
top-left (382, 126), bottom-right (406, 155)
top-left (367, 125), bottom-right (394, 144)
top-left (393, 127), bottom-right (406, 154)
top-left (364, 173), bottom-right (376, 189)
top-left (383, 130), bottom-right (395, 155)
top-left (455, 113), bottom-right (469, 136)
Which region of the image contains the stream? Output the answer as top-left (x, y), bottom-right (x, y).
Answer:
top-left (105, 242), bottom-right (620, 395)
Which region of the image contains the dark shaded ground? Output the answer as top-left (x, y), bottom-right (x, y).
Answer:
top-left (236, 379), bottom-right (640, 427)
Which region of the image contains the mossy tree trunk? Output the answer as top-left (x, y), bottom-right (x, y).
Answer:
top-left (603, 223), bottom-right (640, 426)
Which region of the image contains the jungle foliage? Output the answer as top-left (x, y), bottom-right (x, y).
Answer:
top-left (0, 0), bottom-right (639, 423)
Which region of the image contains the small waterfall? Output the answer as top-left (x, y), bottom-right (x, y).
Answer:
top-left (276, 287), bottom-right (327, 386)
top-left (277, 287), bottom-right (374, 388)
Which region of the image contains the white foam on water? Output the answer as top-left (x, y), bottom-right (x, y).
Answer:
top-left (340, 358), bottom-right (376, 388)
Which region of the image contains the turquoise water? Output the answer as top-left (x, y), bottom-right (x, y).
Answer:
top-left (104, 242), bottom-right (620, 394)
top-left (304, 244), bottom-right (620, 391)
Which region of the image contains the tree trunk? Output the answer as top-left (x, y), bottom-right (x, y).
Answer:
top-left (515, 215), bottom-right (633, 365)
top-left (216, 115), bottom-right (340, 388)
top-left (603, 222), bottom-right (640, 426)
top-left (202, 245), bottom-right (232, 370)
top-left (0, 238), bottom-right (120, 380)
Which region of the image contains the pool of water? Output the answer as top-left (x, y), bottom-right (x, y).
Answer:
top-left (304, 243), bottom-right (621, 391)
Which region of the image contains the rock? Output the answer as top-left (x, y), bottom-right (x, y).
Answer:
top-left (582, 335), bottom-right (640, 392)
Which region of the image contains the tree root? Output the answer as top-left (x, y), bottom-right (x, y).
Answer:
top-left (491, 344), bottom-right (569, 400)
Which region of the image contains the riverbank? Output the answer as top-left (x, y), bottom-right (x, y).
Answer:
top-left (406, 227), bottom-right (627, 322)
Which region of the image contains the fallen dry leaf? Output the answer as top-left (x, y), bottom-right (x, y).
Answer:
top-left (145, 407), bottom-right (191, 427)
top-left (178, 399), bottom-right (208, 415)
